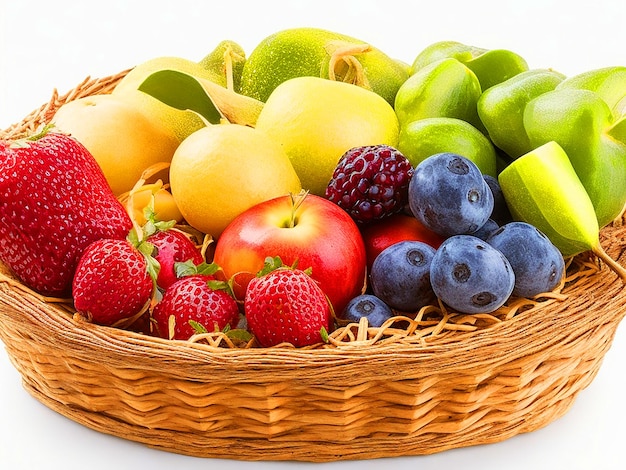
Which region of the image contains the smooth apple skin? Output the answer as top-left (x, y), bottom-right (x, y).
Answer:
top-left (360, 213), bottom-right (445, 271)
top-left (213, 194), bottom-right (367, 314)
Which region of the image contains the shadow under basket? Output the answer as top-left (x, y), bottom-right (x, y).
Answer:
top-left (1, 72), bottom-right (626, 462)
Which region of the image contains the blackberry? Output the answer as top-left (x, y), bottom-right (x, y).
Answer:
top-left (325, 145), bottom-right (414, 224)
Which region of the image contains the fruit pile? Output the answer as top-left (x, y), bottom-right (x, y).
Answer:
top-left (1, 27), bottom-right (625, 349)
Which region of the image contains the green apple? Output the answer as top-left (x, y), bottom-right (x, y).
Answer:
top-left (397, 117), bottom-right (497, 177)
top-left (395, 58), bottom-right (483, 131)
top-left (411, 40), bottom-right (529, 91)
top-left (478, 68), bottom-right (566, 159)
top-left (556, 66), bottom-right (626, 113)
top-left (524, 88), bottom-right (626, 227)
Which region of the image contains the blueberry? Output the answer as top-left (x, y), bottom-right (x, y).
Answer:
top-left (483, 174), bottom-right (512, 226)
top-left (473, 218), bottom-right (499, 241)
top-left (341, 294), bottom-right (394, 327)
top-left (486, 222), bottom-right (565, 297)
top-left (430, 235), bottom-right (515, 314)
top-left (370, 240), bottom-right (436, 312)
top-left (409, 153), bottom-right (494, 237)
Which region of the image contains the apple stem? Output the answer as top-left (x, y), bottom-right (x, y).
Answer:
top-left (288, 189), bottom-right (309, 228)
top-left (592, 242), bottom-right (626, 284)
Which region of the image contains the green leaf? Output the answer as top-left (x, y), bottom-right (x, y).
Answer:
top-left (257, 256), bottom-right (285, 277)
top-left (174, 260), bottom-right (219, 278)
top-left (189, 320), bottom-right (208, 335)
top-left (320, 326), bottom-right (329, 343)
top-left (138, 69), bottom-right (224, 125)
top-left (206, 279), bottom-right (230, 292)
top-left (127, 227), bottom-right (140, 246)
top-left (225, 328), bottom-right (253, 342)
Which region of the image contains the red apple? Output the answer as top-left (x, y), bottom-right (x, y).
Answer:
top-left (360, 213), bottom-right (445, 270)
top-left (213, 193), bottom-right (367, 314)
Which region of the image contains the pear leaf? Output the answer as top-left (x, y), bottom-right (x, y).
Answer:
top-left (138, 69), bottom-right (224, 125)
top-left (138, 69), bottom-right (264, 127)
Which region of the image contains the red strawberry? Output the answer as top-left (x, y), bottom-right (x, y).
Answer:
top-left (148, 229), bottom-right (204, 290)
top-left (244, 260), bottom-right (332, 347)
top-left (0, 128), bottom-right (132, 297)
top-left (72, 237), bottom-right (156, 326)
top-left (151, 275), bottom-right (240, 340)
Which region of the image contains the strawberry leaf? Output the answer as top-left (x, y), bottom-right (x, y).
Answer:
top-left (225, 328), bottom-right (253, 342)
top-left (174, 260), bottom-right (220, 278)
top-left (206, 279), bottom-right (236, 298)
top-left (257, 256), bottom-right (285, 277)
top-left (320, 326), bottom-right (330, 343)
top-left (189, 320), bottom-right (209, 335)
top-left (9, 123), bottom-right (55, 148)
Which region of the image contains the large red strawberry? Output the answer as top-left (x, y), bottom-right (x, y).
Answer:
top-left (0, 128), bottom-right (132, 297)
top-left (151, 274), bottom-right (240, 340)
top-left (244, 259), bottom-right (332, 347)
top-left (72, 236), bottom-right (156, 326)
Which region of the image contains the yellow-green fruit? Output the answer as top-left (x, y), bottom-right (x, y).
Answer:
top-left (112, 56), bottom-right (224, 142)
top-left (398, 117), bottom-right (497, 177)
top-left (198, 40), bottom-right (246, 93)
top-left (169, 124), bottom-right (301, 238)
top-left (51, 94), bottom-right (179, 196)
top-left (255, 76), bottom-right (400, 196)
top-left (240, 27), bottom-right (409, 106)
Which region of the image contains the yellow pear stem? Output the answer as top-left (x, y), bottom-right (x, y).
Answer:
top-left (223, 44), bottom-right (235, 92)
top-left (592, 243), bottom-right (626, 283)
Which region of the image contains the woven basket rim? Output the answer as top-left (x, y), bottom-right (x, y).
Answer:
top-left (0, 238), bottom-right (623, 361)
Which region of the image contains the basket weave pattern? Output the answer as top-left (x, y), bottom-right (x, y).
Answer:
top-left (1, 72), bottom-right (625, 462)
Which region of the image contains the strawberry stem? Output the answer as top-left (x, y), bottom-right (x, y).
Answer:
top-left (9, 123), bottom-right (55, 148)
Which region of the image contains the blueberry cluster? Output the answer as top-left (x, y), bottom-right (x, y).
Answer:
top-left (341, 153), bottom-right (565, 324)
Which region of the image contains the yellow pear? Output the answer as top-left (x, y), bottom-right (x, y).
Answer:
top-left (169, 123), bottom-right (301, 238)
top-left (51, 94), bottom-right (179, 196)
top-left (112, 56), bottom-right (225, 142)
top-left (255, 76), bottom-right (399, 196)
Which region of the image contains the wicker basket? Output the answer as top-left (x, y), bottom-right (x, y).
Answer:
top-left (1, 71), bottom-right (626, 463)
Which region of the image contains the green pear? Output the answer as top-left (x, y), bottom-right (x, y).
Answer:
top-left (198, 40), bottom-right (247, 93)
top-left (557, 66), bottom-right (626, 114)
top-left (498, 141), bottom-right (626, 281)
top-left (394, 58), bottom-right (483, 131)
top-left (478, 69), bottom-right (566, 158)
top-left (397, 117), bottom-right (497, 177)
top-left (524, 88), bottom-right (626, 227)
top-left (411, 40), bottom-right (529, 90)
top-left (239, 27), bottom-right (409, 106)
top-left (410, 40), bottom-right (484, 72)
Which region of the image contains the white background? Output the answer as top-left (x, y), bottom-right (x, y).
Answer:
top-left (1, 0), bottom-right (625, 468)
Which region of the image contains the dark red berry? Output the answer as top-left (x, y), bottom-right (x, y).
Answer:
top-left (325, 145), bottom-right (414, 224)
